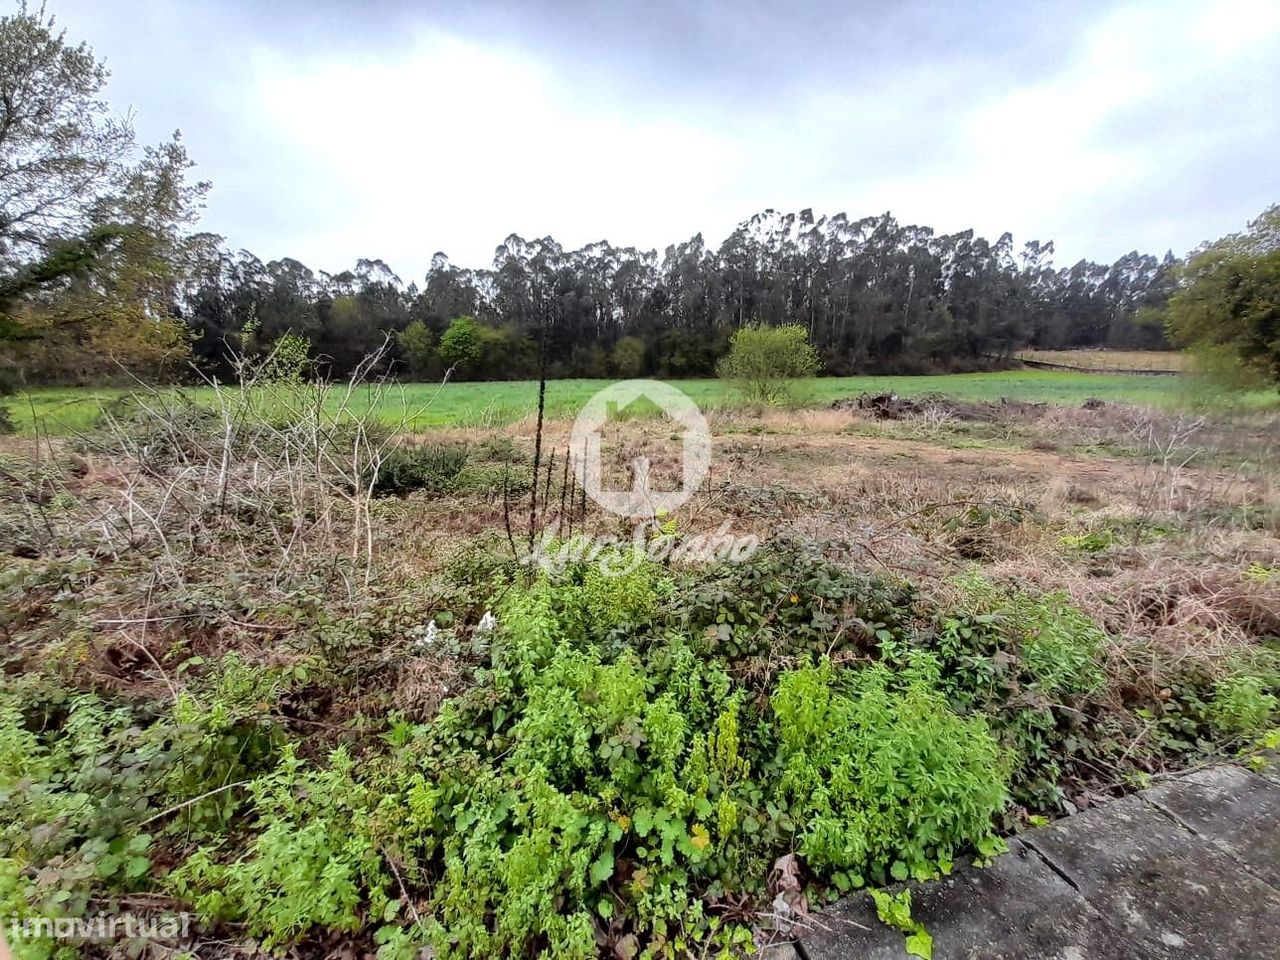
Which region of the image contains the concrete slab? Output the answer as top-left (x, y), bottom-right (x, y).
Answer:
top-left (1027, 794), bottom-right (1280, 959)
top-left (803, 840), bottom-right (1148, 960)
top-left (1141, 764), bottom-right (1280, 887)
top-left (802, 768), bottom-right (1280, 960)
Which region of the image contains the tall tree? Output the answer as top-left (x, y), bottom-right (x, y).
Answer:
top-left (1165, 205), bottom-right (1280, 387)
top-left (0, 3), bottom-right (133, 274)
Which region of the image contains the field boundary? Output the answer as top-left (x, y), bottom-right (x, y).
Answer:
top-left (1016, 357), bottom-right (1179, 376)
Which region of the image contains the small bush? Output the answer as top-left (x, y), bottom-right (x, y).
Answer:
top-left (1210, 675), bottom-right (1279, 738)
top-left (717, 323), bottom-right (820, 404)
top-left (674, 540), bottom-right (916, 666)
top-left (452, 462), bottom-right (531, 497)
top-left (950, 572), bottom-right (1105, 698)
top-left (469, 435), bottom-right (523, 463)
top-left (373, 443), bottom-right (469, 496)
top-left (772, 659), bottom-right (1008, 882)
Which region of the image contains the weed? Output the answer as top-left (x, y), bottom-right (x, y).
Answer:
top-left (373, 443), bottom-right (469, 496)
top-left (870, 888), bottom-right (933, 960)
top-left (1210, 675), bottom-right (1279, 738)
top-left (1060, 529), bottom-right (1115, 553)
top-left (772, 660), bottom-right (1007, 883)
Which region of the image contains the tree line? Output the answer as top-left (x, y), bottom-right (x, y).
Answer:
top-left (174, 214), bottom-right (1175, 384)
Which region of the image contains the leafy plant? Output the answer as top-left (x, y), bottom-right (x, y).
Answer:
top-left (171, 747), bottom-right (393, 949)
top-left (771, 659), bottom-right (1008, 883)
top-left (870, 888), bottom-right (933, 960)
top-left (373, 442), bottom-right (469, 496)
top-left (1059, 529), bottom-right (1115, 553)
top-left (1210, 674), bottom-right (1278, 738)
top-left (716, 323), bottom-right (820, 404)
top-left (675, 540), bottom-right (915, 668)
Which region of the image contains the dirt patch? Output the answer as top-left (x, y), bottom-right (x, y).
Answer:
top-left (831, 391), bottom-right (1049, 422)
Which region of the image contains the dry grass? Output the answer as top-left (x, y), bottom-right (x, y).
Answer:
top-left (6, 383), bottom-right (1277, 719)
top-left (1016, 349), bottom-right (1187, 372)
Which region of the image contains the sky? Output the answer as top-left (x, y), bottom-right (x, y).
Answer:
top-left (49, 0), bottom-right (1280, 281)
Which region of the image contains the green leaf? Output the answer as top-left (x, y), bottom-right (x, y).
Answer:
top-left (633, 807), bottom-right (654, 837)
top-left (905, 924), bottom-right (933, 959)
top-left (589, 849), bottom-right (615, 886)
top-left (125, 856), bottom-right (150, 879)
top-left (96, 854), bottom-right (122, 877)
top-left (890, 860), bottom-right (909, 882)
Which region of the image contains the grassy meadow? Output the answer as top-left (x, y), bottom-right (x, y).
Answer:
top-left (10, 368), bottom-right (1274, 436)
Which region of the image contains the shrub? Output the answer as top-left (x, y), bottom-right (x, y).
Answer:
top-left (1210, 675), bottom-right (1279, 738)
top-left (949, 572), bottom-right (1104, 698)
top-left (674, 540), bottom-right (916, 667)
top-left (372, 443), bottom-right (468, 496)
top-left (452, 462), bottom-right (530, 497)
top-left (772, 659), bottom-right (1008, 882)
top-left (716, 323), bottom-right (820, 404)
top-left (928, 573), bottom-right (1109, 812)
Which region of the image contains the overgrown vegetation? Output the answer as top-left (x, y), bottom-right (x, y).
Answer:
top-left (2, 317), bottom-right (1279, 959)
top-left (1166, 205), bottom-right (1280, 390)
top-left (0, 5), bottom-right (1275, 954)
top-left (3, 384), bottom-right (1277, 956)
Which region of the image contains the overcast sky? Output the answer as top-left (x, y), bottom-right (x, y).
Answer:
top-left (50, 0), bottom-right (1280, 279)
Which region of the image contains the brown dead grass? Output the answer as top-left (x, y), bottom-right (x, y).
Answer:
top-left (7, 398), bottom-right (1277, 701)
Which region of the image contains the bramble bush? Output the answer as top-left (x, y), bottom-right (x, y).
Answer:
top-left (372, 442), bottom-right (469, 496)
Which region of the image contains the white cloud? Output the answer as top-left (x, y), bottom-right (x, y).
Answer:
top-left (48, 0), bottom-right (1280, 275)
top-left (857, 0), bottom-right (1280, 260)
top-left (238, 30), bottom-right (742, 272)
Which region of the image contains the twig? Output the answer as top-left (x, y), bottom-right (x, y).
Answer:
top-left (381, 846), bottom-right (429, 935)
top-left (137, 780), bottom-right (253, 827)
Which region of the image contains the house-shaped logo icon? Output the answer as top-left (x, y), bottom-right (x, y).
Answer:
top-left (570, 380), bottom-right (711, 518)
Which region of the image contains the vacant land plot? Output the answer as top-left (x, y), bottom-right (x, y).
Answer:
top-left (9, 369), bottom-right (1274, 436)
top-left (2, 379), bottom-right (1278, 958)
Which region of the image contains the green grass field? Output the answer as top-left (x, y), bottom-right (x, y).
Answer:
top-left (7, 370), bottom-right (1275, 436)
